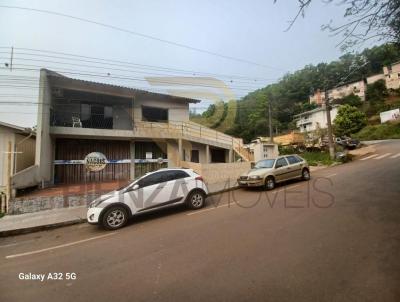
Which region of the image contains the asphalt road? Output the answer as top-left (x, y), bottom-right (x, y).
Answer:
top-left (1, 140), bottom-right (400, 302)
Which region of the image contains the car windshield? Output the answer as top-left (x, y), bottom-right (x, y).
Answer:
top-left (254, 159), bottom-right (275, 169)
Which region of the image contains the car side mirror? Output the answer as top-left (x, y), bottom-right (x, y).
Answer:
top-left (132, 184), bottom-right (139, 190)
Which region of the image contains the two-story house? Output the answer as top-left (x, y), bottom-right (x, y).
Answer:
top-left (12, 69), bottom-right (250, 190)
top-left (295, 105), bottom-right (339, 133)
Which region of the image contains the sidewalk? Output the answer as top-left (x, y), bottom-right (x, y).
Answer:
top-left (0, 206), bottom-right (87, 237)
top-left (0, 167), bottom-right (328, 237)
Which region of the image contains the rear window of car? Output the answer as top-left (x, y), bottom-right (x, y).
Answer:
top-left (294, 155), bottom-right (304, 162)
top-left (164, 170), bottom-right (189, 182)
top-left (286, 155), bottom-right (300, 164)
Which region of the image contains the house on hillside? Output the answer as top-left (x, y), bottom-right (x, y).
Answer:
top-left (295, 105), bottom-right (339, 133)
top-left (310, 61), bottom-right (400, 106)
top-left (310, 81), bottom-right (366, 106)
top-left (12, 69), bottom-right (251, 192)
top-left (383, 61), bottom-right (400, 90)
top-left (0, 121), bottom-right (35, 211)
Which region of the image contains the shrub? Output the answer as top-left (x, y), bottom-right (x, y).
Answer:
top-left (334, 105), bottom-right (367, 136)
top-left (353, 121), bottom-right (400, 140)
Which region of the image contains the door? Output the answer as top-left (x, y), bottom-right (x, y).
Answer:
top-left (133, 171), bottom-right (170, 210)
top-left (285, 155), bottom-right (303, 179)
top-left (274, 157), bottom-right (291, 182)
top-left (191, 150), bottom-right (199, 163)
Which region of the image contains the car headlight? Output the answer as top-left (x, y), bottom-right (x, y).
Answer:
top-left (89, 196), bottom-right (111, 208)
top-left (249, 175), bottom-right (262, 180)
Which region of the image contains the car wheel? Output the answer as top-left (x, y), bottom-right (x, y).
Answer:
top-left (101, 206), bottom-right (128, 230)
top-left (187, 190), bottom-right (206, 209)
top-left (264, 176), bottom-right (275, 190)
top-left (302, 168), bottom-right (310, 181)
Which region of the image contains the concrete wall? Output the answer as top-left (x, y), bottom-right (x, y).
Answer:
top-left (181, 161), bottom-right (251, 193)
top-left (329, 80), bottom-right (366, 101)
top-left (14, 134), bottom-right (36, 173)
top-left (133, 94), bottom-right (189, 122)
top-left (367, 73), bottom-right (385, 84)
top-left (0, 127), bottom-right (15, 189)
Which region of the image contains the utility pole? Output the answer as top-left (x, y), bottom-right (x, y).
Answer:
top-left (268, 101), bottom-right (273, 143)
top-left (10, 46), bottom-right (13, 72)
top-left (324, 90), bottom-right (335, 160)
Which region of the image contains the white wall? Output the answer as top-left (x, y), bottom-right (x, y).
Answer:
top-left (297, 107), bottom-right (338, 133)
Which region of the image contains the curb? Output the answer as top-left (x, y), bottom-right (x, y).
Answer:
top-left (0, 218), bottom-right (87, 237)
top-left (0, 187), bottom-right (241, 237)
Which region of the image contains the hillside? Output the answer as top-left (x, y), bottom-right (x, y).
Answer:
top-left (191, 43), bottom-right (400, 143)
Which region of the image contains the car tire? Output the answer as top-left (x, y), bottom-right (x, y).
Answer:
top-left (264, 176), bottom-right (275, 190)
top-left (101, 206), bottom-right (129, 230)
top-left (302, 168), bottom-right (310, 181)
top-left (187, 190), bottom-right (206, 210)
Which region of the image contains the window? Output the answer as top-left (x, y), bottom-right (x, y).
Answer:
top-left (294, 155), bottom-right (304, 162)
top-left (254, 159), bottom-right (275, 169)
top-left (286, 156), bottom-right (300, 164)
top-left (137, 172), bottom-right (165, 188)
top-left (275, 157), bottom-right (288, 168)
top-left (262, 145), bottom-right (269, 159)
top-left (164, 170), bottom-right (189, 182)
top-left (142, 106), bottom-right (168, 122)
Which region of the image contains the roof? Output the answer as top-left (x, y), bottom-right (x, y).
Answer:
top-left (0, 121), bottom-right (34, 134)
top-left (43, 69), bottom-right (201, 104)
top-left (294, 104), bottom-right (340, 118)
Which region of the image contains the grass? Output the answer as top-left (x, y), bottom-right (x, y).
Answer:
top-left (300, 151), bottom-right (337, 166)
top-left (0, 212), bottom-right (4, 219)
top-left (353, 121), bottom-right (400, 140)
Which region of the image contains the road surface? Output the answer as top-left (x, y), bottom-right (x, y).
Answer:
top-left (1, 140), bottom-right (400, 302)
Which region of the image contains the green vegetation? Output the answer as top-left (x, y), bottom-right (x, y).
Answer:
top-left (192, 43), bottom-right (400, 143)
top-left (353, 121), bottom-right (400, 140)
top-left (334, 105), bottom-right (367, 137)
top-left (337, 93), bottom-right (362, 107)
top-left (300, 152), bottom-right (337, 166)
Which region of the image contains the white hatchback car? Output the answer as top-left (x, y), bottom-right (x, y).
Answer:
top-left (87, 168), bottom-right (208, 230)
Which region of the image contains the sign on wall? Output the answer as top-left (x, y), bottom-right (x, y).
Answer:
top-left (84, 152), bottom-right (107, 172)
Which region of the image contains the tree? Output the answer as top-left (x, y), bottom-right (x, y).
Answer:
top-left (280, 0), bottom-right (400, 50)
top-left (366, 79), bottom-right (388, 102)
top-left (339, 93), bottom-right (362, 107)
top-left (334, 105), bottom-right (367, 136)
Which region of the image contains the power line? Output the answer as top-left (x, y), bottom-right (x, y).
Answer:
top-left (0, 66), bottom-right (266, 92)
top-left (0, 48), bottom-right (278, 82)
top-left (0, 5), bottom-right (285, 71)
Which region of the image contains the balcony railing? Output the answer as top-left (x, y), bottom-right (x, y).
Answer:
top-left (50, 110), bottom-right (131, 130)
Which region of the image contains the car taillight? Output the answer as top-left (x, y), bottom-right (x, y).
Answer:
top-left (195, 176), bottom-right (204, 182)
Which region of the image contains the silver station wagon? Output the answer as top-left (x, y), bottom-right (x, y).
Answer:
top-left (238, 155), bottom-right (310, 190)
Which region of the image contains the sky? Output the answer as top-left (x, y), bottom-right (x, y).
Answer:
top-left (0, 0), bottom-right (375, 127)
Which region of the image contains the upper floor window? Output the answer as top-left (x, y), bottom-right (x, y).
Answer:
top-left (142, 106), bottom-right (168, 122)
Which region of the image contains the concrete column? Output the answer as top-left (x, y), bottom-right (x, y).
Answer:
top-left (205, 144), bottom-right (210, 163)
top-left (178, 139), bottom-right (183, 163)
top-left (229, 148), bottom-right (234, 163)
top-left (35, 69), bottom-right (53, 187)
top-left (130, 141), bottom-right (135, 180)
